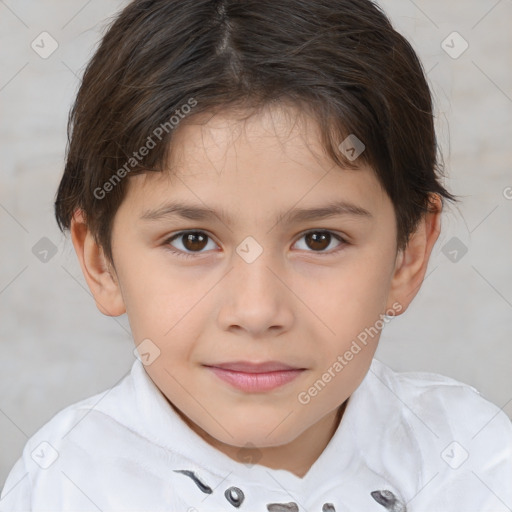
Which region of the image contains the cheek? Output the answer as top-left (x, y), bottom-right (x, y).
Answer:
top-left (118, 256), bottom-right (213, 349)
top-left (303, 254), bottom-right (393, 333)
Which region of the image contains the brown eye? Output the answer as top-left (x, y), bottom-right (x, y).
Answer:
top-left (305, 232), bottom-right (331, 251)
top-left (181, 232), bottom-right (208, 251)
top-left (294, 230), bottom-right (346, 254)
top-left (165, 231), bottom-right (217, 258)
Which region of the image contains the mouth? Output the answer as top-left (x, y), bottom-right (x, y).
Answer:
top-left (205, 360), bottom-right (305, 373)
top-left (203, 361), bottom-right (306, 392)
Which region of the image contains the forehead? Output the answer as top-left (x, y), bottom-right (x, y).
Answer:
top-left (121, 103), bottom-right (390, 223)
top-left (167, 100), bottom-right (352, 172)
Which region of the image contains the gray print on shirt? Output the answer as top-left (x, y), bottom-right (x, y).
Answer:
top-left (371, 490), bottom-right (407, 512)
top-left (173, 469), bottom-right (408, 511)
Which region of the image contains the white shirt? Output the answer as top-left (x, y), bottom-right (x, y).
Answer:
top-left (1, 357), bottom-right (511, 511)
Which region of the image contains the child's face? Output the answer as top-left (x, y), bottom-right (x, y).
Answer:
top-left (85, 102), bottom-right (422, 459)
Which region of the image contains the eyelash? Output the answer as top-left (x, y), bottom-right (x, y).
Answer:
top-left (163, 230), bottom-right (348, 260)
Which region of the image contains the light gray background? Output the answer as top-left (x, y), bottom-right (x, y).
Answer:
top-left (1, 0), bottom-right (511, 490)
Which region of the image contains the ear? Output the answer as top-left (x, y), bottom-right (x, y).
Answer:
top-left (385, 193), bottom-right (442, 315)
top-left (70, 209), bottom-right (126, 317)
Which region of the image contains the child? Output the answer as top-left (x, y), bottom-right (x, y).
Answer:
top-left (2, 0), bottom-right (511, 510)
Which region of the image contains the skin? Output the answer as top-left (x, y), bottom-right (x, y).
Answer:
top-left (71, 101), bottom-right (442, 478)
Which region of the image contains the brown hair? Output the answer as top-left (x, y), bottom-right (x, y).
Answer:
top-left (54, 0), bottom-right (457, 266)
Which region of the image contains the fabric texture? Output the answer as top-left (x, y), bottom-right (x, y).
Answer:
top-left (1, 357), bottom-right (511, 511)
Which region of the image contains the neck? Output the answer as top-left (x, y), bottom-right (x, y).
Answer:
top-left (173, 400), bottom-right (347, 478)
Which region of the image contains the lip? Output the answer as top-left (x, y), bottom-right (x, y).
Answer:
top-left (204, 361), bottom-right (306, 392)
top-left (206, 361), bottom-right (303, 373)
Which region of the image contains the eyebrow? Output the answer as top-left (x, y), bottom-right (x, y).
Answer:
top-left (140, 199), bottom-right (373, 226)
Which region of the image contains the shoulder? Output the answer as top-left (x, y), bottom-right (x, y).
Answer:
top-left (0, 369), bottom-right (135, 507)
top-left (369, 358), bottom-right (512, 439)
top-left (366, 358), bottom-right (512, 503)
top-left (24, 369), bottom-right (135, 454)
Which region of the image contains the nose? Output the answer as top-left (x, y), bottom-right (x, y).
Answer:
top-left (216, 248), bottom-right (295, 338)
